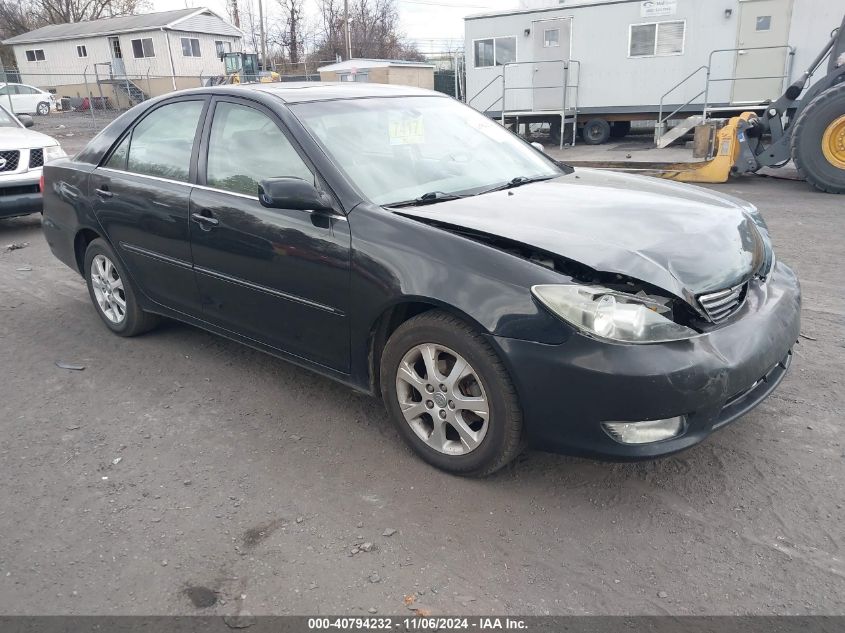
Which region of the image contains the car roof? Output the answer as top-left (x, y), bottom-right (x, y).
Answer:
top-left (177, 82), bottom-right (445, 104)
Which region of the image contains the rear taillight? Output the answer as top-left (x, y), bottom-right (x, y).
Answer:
top-left (39, 173), bottom-right (44, 192)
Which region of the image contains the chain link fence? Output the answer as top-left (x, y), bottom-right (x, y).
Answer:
top-left (0, 63), bottom-right (335, 131)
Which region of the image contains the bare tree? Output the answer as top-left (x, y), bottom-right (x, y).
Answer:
top-left (312, 0), bottom-right (422, 63)
top-left (276, 0), bottom-right (304, 65)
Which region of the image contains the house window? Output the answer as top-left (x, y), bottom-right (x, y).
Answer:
top-left (76, 45), bottom-right (88, 58)
top-left (544, 28), bottom-right (560, 47)
top-left (215, 40), bottom-right (232, 57)
top-left (25, 49), bottom-right (46, 62)
top-left (756, 15), bottom-right (772, 31)
top-left (131, 38), bottom-right (155, 58)
top-left (629, 20), bottom-right (685, 57)
top-left (181, 38), bottom-right (202, 57)
top-left (473, 36), bottom-right (516, 68)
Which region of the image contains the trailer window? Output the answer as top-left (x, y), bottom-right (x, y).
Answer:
top-left (629, 20), bottom-right (685, 57)
top-left (755, 16), bottom-right (772, 31)
top-left (544, 29), bottom-right (560, 47)
top-left (473, 36), bottom-right (516, 68)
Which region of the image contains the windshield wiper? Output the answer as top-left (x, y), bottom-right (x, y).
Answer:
top-left (476, 174), bottom-right (559, 196)
top-left (386, 191), bottom-right (466, 208)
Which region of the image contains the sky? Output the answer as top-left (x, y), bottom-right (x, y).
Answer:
top-left (153, 0), bottom-right (517, 53)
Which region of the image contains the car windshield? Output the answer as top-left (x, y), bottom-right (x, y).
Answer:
top-left (290, 96), bottom-right (561, 206)
top-left (0, 105), bottom-right (20, 129)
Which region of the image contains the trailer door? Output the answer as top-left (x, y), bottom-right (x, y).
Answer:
top-left (732, 0), bottom-right (794, 103)
top-left (532, 17), bottom-right (571, 111)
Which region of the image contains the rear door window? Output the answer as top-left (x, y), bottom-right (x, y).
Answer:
top-left (126, 100), bottom-right (204, 182)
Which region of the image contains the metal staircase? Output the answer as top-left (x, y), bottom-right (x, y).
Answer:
top-left (654, 45), bottom-right (794, 148)
top-left (114, 79), bottom-right (148, 105)
top-left (467, 60), bottom-right (581, 150)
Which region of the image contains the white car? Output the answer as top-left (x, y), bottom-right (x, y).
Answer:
top-left (0, 82), bottom-right (55, 116)
top-left (0, 104), bottom-right (66, 218)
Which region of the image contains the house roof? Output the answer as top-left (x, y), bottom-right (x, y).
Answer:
top-left (317, 59), bottom-right (435, 73)
top-left (2, 7), bottom-right (242, 45)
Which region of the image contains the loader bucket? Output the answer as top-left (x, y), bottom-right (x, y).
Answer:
top-left (565, 113), bottom-right (759, 185)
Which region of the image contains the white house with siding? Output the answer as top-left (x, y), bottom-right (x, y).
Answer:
top-left (2, 8), bottom-right (243, 102)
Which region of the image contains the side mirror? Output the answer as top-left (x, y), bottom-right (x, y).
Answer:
top-left (18, 114), bottom-right (34, 128)
top-left (530, 141), bottom-right (545, 153)
top-left (258, 177), bottom-right (335, 213)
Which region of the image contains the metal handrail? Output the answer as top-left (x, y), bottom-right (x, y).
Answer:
top-left (703, 45), bottom-right (795, 114)
top-left (657, 64), bottom-right (707, 133)
top-left (501, 60), bottom-right (575, 114)
top-left (654, 45), bottom-right (796, 145)
top-left (495, 59), bottom-right (581, 149)
top-left (468, 73), bottom-right (504, 113)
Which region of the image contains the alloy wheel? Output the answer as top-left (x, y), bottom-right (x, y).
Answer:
top-left (37, 102), bottom-right (49, 115)
top-left (90, 254), bottom-right (126, 324)
top-left (395, 343), bottom-right (489, 455)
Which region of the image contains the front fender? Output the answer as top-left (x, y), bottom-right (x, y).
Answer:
top-left (347, 204), bottom-right (573, 388)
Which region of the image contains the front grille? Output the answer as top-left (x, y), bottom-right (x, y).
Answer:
top-left (29, 148), bottom-right (43, 168)
top-left (698, 283), bottom-right (747, 322)
top-left (0, 150), bottom-right (20, 172)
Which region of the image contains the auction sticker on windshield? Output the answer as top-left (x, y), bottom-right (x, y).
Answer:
top-left (389, 115), bottom-right (424, 145)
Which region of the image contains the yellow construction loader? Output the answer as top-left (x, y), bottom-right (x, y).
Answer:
top-left (208, 52), bottom-right (280, 85)
top-left (570, 14), bottom-right (845, 193)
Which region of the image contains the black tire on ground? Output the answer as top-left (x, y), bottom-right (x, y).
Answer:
top-left (610, 121), bottom-right (632, 138)
top-left (790, 83), bottom-right (845, 194)
top-left (581, 118), bottom-right (612, 145)
top-left (380, 310), bottom-right (524, 477)
top-left (36, 101), bottom-right (50, 116)
top-left (84, 238), bottom-right (159, 337)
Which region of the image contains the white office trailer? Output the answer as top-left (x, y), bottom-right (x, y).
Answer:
top-left (463, 0), bottom-right (843, 145)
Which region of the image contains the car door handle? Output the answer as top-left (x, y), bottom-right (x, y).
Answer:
top-left (191, 212), bottom-right (219, 228)
top-left (59, 182), bottom-right (78, 199)
top-left (95, 187), bottom-right (114, 199)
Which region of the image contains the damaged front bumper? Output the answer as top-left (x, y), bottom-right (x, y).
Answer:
top-left (491, 261), bottom-right (801, 459)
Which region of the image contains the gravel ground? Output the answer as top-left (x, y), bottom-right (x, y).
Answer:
top-left (0, 119), bottom-right (843, 616)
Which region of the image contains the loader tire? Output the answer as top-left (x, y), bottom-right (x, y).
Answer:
top-left (791, 82), bottom-right (845, 194)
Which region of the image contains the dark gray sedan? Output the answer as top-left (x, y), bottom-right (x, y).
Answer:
top-left (41, 83), bottom-right (800, 476)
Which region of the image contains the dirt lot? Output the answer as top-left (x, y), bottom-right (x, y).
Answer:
top-left (0, 117), bottom-right (844, 616)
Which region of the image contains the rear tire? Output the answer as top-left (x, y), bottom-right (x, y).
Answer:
top-left (581, 118), bottom-right (611, 145)
top-left (380, 310), bottom-right (523, 477)
top-left (84, 239), bottom-right (159, 337)
top-left (791, 83), bottom-right (845, 194)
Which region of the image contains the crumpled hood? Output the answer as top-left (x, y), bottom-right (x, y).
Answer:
top-left (0, 126), bottom-right (60, 151)
top-left (396, 168), bottom-right (768, 303)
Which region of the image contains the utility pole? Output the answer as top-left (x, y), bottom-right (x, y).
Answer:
top-left (343, 0), bottom-right (352, 60)
top-left (258, 0), bottom-right (267, 70)
top-left (230, 0), bottom-right (240, 28)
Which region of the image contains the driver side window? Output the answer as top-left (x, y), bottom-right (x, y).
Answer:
top-left (206, 102), bottom-right (313, 197)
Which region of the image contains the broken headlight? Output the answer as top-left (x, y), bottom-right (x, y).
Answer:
top-left (532, 284), bottom-right (700, 344)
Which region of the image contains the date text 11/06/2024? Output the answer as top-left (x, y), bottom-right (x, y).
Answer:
top-left (307, 617), bottom-right (528, 630)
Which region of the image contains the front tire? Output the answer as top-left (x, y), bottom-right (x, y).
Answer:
top-left (380, 311), bottom-right (523, 476)
top-left (791, 83), bottom-right (845, 194)
top-left (84, 239), bottom-right (159, 336)
top-left (36, 101), bottom-right (50, 116)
